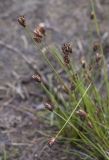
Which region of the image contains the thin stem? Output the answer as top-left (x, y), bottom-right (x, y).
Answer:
top-left (25, 26), bottom-right (71, 94)
top-left (42, 53), bottom-right (69, 92)
top-left (90, 0), bottom-right (109, 101)
top-left (54, 102), bottom-right (108, 159)
top-left (54, 83), bottom-right (91, 139)
top-left (41, 83), bottom-right (68, 119)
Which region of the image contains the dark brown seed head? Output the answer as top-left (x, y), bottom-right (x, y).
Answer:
top-left (32, 74), bottom-right (41, 83)
top-left (18, 16), bottom-right (26, 27)
top-left (48, 137), bottom-right (56, 147)
top-left (44, 102), bottom-right (54, 112)
top-left (62, 43), bottom-right (72, 55)
top-left (62, 43), bottom-right (72, 65)
top-left (90, 11), bottom-right (95, 20)
top-left (64, 55), bottom-right (70, 65)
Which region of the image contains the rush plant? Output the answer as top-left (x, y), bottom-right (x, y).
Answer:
top-left (18, 0), bottom-right (109, 159)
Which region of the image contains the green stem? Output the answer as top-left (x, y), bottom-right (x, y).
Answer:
top-left (90, 0), bottom-right (109, 102)
top-left (54, 83), bottom-right (91, 139)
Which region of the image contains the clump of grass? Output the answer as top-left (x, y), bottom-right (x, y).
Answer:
top-left (18, 0), bottom-right (109, 159)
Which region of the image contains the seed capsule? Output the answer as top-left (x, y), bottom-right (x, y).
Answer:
top-left (32, 74), bottom-right (41, 83)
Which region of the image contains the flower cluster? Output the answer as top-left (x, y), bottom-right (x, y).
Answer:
top-left (18, 16), bottom-right (26, 27)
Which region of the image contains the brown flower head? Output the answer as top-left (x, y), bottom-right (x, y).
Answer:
top-left (18, 16), bottom-right (26, 27)
top-left (62, 43), bottom-right (72, 65)
top-left (62, 43), bottom-right (72, 55)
